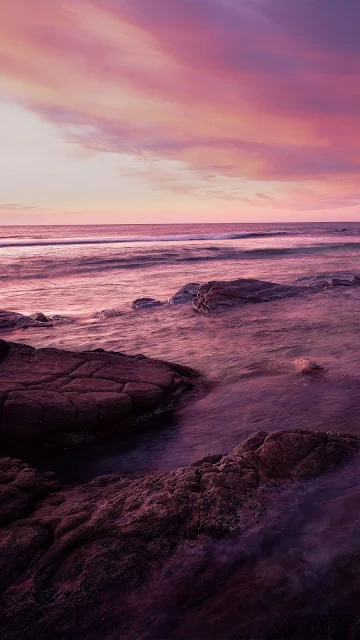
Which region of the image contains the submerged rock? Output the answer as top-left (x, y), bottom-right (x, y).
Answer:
top-left (93, 308), bottom-right (124, 319)
top-left (48, 314), bottom-right (74, 324)
top-left (131, 297), bottom-right (162, 310)
top-left (330, 277), bottom-right (358, 286)
top-left (0, 340), bottom-right (199, 452)
top-left (193, 278), bottom-right (307, 313)
top-left (0, 429), bottom-right (357, 639)
top-left (169, 283), bottom-right (201, 305)
top-left (295, 273), bottom-right (360, 288)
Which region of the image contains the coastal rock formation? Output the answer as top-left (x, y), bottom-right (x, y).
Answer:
top-left (131, 297), bottom-right (162, 310)
top-left (0, 311), bottom-right (74, 331)
top-left (169, 283), bottom-right (201, 304)
top-left (0, 310), bottom-right (47, 331)
top-left (193, 278), bottom-right (306, 313)
top-left (0, 429), bottom-right (358, 640)
top-left (0, 340), bottom-right (199, 451)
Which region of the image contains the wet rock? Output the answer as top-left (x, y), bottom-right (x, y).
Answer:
top-left (0, 429), bottom-right (357, 640)
top-left (169, 283), bottom-right (201, 305)
top-left (131, 298), bottom-right (162, 310)
top-left (0, 310), bottom-right (47, 331)
top-left (330, 277), bottom-right (357, 286)
top-left (30, 312), bottom-right (49, 323)
top-left (294, 358), bottom-right (324, 374)
top-left (306, 280), bottom-right (331, 289)
top-left (193, 278), bottom-right (307, 313)
top-left (93, 309), bottom-right (124, 319)
top-left (0, 340), bottom-right (198, 451)
top-left (48, 314), bottom-right (74, 324)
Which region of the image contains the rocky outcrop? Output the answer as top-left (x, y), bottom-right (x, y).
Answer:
top-left (0, 310), bottom-right (46, 331)
top-left (169, 283), bottom-right (201, 304)
top-left (131, 298), bottom-right (162, 310)
top-left (0, 429), bottom-right (357, 640)
top-left (0, 311), bottom-right (74, 331)
top-left (193, 278), bottom-right (307, 312)
top-left (295, 273), bottom-right (360, 288)
top-left (0, 340), bottom-right (199, 451)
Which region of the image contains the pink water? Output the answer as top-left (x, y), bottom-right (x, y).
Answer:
top-left (2, 222), bottom-right (360, 478)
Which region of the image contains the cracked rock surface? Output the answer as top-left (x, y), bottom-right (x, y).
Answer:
top-left (0, 340), bottom-right (199, 449)
top-left (0, 429), bottom-right (358, 640)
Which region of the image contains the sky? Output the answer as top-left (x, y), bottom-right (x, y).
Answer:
top-left (1, 0), bottom-right (360, 225)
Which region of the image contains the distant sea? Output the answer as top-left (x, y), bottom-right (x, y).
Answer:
top-left (1, 221), bottom-right (360, 316)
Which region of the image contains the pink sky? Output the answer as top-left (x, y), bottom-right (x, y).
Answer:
top-left (1, 0), bottom-right (360, 224)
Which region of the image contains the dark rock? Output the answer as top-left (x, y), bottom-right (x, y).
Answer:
top-left (30, 313), bottom-right (49, 323)
top-left (131, 298), bottom-right (162, 310)
top-left (169, 283), bottom-right (201, 305)
top-left (48, 314), bottom-right (74, 324)
top-left (93, 309), bottom-right (124, 319)
top-left (0, 429), bottom-right (357, 640)
top-left (330, 278), bottom-right (357, 286)
top-left (0, 340), bottom-right (199, 451)
top-left (0, 310), bottom-right (46, 331)
top-left (193, 278), bottom-right (308, 313)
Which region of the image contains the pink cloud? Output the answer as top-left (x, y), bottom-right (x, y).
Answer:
top-left (1, 0), bottom-right (360, 211)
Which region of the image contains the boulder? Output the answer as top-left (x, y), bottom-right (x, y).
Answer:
top-left (169, 283), bottom-right (201, 305)
top-left (0, 429), bottom-right (358, 640)
top-left (193, 278), bottom-right (307, 313)
top-left (131, 298), bottom-right (162, 310)
top-left (0, 340), bottom-right (199, 451)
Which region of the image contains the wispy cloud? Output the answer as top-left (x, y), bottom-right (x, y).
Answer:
top-left (1, 0), bottom-right (360, 217)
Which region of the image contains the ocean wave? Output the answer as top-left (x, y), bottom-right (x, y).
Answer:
top-left (0, 231), bottom-right (290, 249)
top-left (4, 240), bottom-right (360, 282)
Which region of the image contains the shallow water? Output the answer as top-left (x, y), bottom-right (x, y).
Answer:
top-left (2, 222), bottom-right (360, 481)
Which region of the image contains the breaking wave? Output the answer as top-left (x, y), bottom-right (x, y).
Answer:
top-left (0, 231), bottom-right (290, 249)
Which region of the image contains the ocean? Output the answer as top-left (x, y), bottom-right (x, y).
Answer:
top-left (2, 221), bottom-right (360, 479)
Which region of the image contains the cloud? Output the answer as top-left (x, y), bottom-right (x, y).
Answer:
top-left (1, 0), bottom-right (360, 210)
top-left (0, 204), bottom-right (39, 210)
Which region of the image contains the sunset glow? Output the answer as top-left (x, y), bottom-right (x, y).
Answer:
top-left (1, 0), bottom-right (360, 223)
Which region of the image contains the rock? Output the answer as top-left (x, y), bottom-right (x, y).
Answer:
top-left (0, 429), bottom-right (357, 640)
top-left (30, 313), bottom-right (49, 323)
top-left (169, 283), bottom-right (201, 305)
top-left (0, 310), bottom-right (47, 331)
top-left (306, 280), bottom-right (331, 289)
top-left (131, 298), bottom-right (162, 310)
top-left (0, 340), bottom-right (198, 451)
top-left (48, 314), bottom-right (74, 324)
top-left (294, 358), bottom-right (324, 374)
top-left (193, 278), bottom-right (307, 313)
top-left (93, 309), bottom-right (124, 319)
top-left (330, 278), bottom-right (357, 286)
